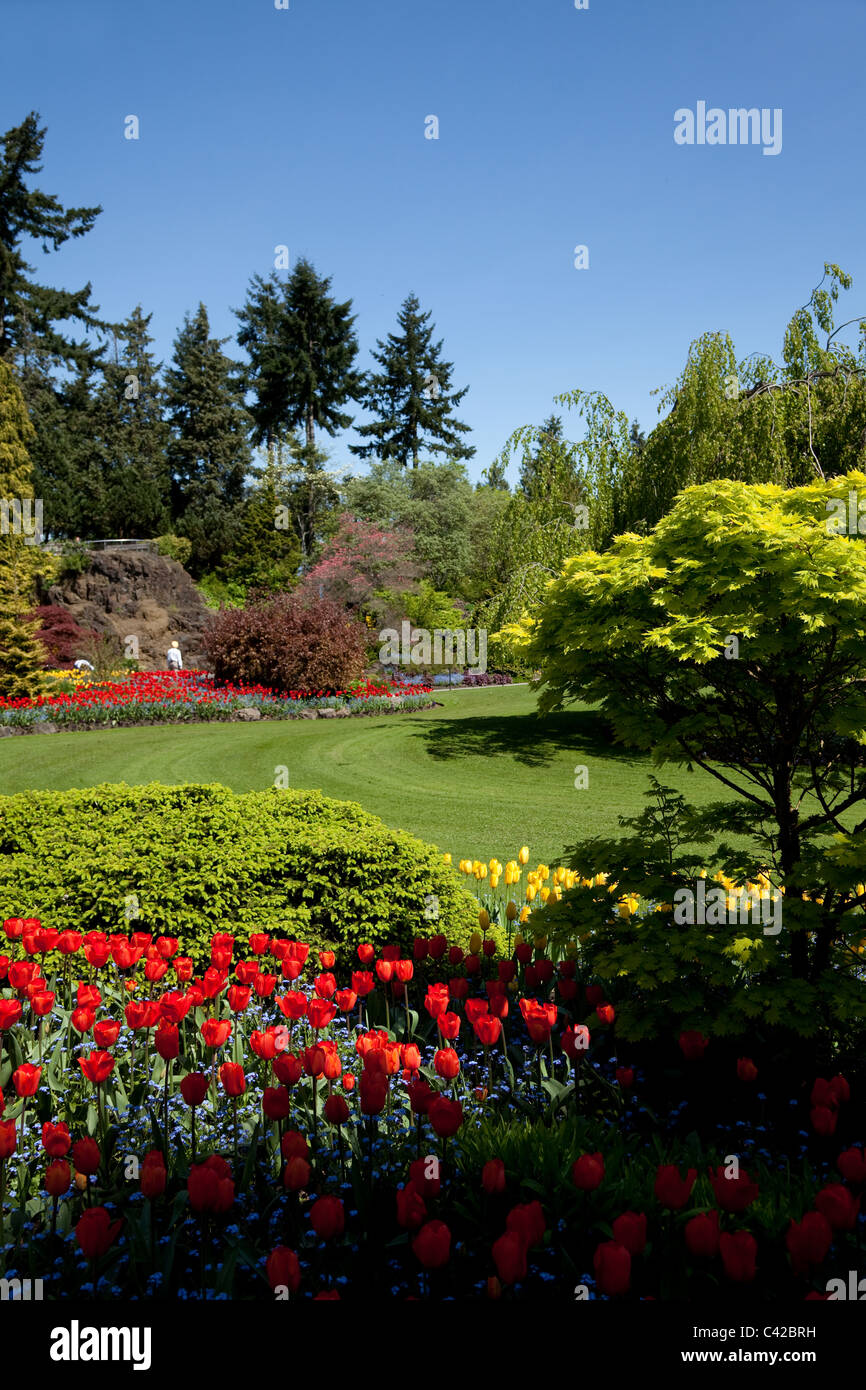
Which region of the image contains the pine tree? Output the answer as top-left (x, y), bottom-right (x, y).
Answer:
top-left (233, 273), bottom-right (293, 453)
top-left (92, 307), bottom-right (171, 537)
top-left (223, 448), bottom-right (303, 592)
top-left (282, 259), bottom-right (362, 450)
top-left (165, 303), bottom-right (250, 573)
top-left (0, 112), bottom-right (105, 370)
top-left (0, 360), bottom-right (48, 696)
top-left (0, 112), bottom-right (112, 537)
top-left (351, 293), bottom-right (475, 469)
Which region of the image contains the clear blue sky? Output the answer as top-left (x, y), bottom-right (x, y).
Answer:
top-left (4, 0), bottom-right (865, 483)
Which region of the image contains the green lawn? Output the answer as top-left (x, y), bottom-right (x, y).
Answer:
top-left (0, 685), bottom-right (732, 865)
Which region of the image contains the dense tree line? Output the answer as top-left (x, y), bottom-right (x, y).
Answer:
top-left (3, 111), bottom-right (866, 685)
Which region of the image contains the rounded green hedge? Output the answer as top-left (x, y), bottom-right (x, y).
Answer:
top-left (0, 782), bottom-right (478, 967)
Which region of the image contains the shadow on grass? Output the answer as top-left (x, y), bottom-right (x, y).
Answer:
top-left (415, 705), bottom-right (645, 769)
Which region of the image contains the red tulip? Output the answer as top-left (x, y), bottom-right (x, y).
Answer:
top-left (263, 1087), bottom-right (291, 1121)
top-left (44, 1159), bottom-right (71, 1197)
top-left (396, 1182), bottom-right (427, 1230)
top-left (219, 1062), bottom-right (246, 1097)
top-left (654, 1164), bottom-right (697, 1210)
top-left (309, 1195), bottom-right (344, 1240)
top-left (678, 1030), bottom-right (709, 1061)
top-left (814, 1184), bottom-right (860, 1232)
top-left (708, 1165), bottom-right (759, 1213)
top-left (71, 1137), bottom-right (101, 1175)
top-left (227, 985), bottom-right (251, 1014)
top-left (612, 1211), bottom-right (647, 1255)
top-left (482, 1158), bottom-right (506, 1195)
top-left (492, 1230), bottom-right (527, 1284)
top-left (786, 1212), bottom-right (833, 1275)
top-left (434, 1048), bottom-right (460, 1080)
top-left (39, 1121), bottom-right (70, 1158)
top-left (474, 1016), bottom-right (502, 1047)
top-left (78, 1052), bottom-right (115, 1086)
top-left (12, 1063), bottom-right (41, 1097)
top-left (266, 1246), bottom-right (301, 1293)
top-left (306, 999), bottom-right (336, 1030)
top-left (719, 1230), bottom-right (757, 1282)
top-left (200, 1018), bottom-right (231, 1048)
top-left (506, 1200), bottom-right (546, 1249)
top-left (811, 1105), bottom-right (838, 1136)
top-left (283, 1156), bottom-right (311, 1191)
top-left (0, 1119), bottom-right (16, 1159)
top-left (188, 1156), bottom-right (234, 1213)
top-left (140, 1150), bottom-right (167, 1199)
top-left (685, 1209), bottom-right (720, 1258)
top-left (273, 1054), bottom-right (304, 1087)
top-left (75, 1206), bottom-right (122, 1259)
top-left (572, 1152), bottom-right (605, 1191)
top-left (155, 1023), bottom-right (179, 1061)
top-left (427, 1095), bottom-right (463, 1137)
top-left (180, 1073), bottom-right (209, 1108)
top-left (0, 999), bottom-right (22, 1030)
top-left (837, 1147), bottom-right (866, 1183)
top-left (359, 1068), bottom-right (388, 1116)
top-left (280, 1131), bottom-right (308, 1161)
top-left (412, 1219), bottom-right (451, 1269)
top-left (323, 1094), bottom-right (349, 1126)
top-left (594, 1239), bottom-right (631, 1295)
top-left (615, 1066), bottom-right (634, 1088)
top-left (737, 1056), bottom-right (758, 1082)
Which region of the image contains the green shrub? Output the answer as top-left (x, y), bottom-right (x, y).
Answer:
top-left (155, 534), bottom-right (193, 567)
top-left (0, 783), bottom-right (478, 968)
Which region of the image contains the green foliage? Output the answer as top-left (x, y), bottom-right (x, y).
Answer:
top-left (512, 475), bottom-right (866, 1027)
top-left (155, 533), bottom-right (193, 566)
top-left (0, 360), bottom-right (49, 697)
top-left (0, 783), bottom-right (479, 967)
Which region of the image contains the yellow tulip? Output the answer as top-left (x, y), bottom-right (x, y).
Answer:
top-left (478, 909), bottom-right (489, 930)
top-left (526, 884), bottom-right (537, 902)
top-left (518, 846), bottom-right (529, 865)
top-left (539, 887), bottom-right (550, 903)
top-left (533, 933), bottom-right (547, 949)
top-left (489, 873), bottom-right (500, 889)
top-left (519, 906), bottom-right (531, 923)
top-left (505, 900), bottom-right (518, 921)
top-left (469, 931), bottom-right (483, 954)
top-left (442, 852), bottom-right (452, 865)
top-left (565, 940), bottom-right (578, 958)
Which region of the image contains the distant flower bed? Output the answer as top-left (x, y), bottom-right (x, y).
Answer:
top-left (0, 672), bottom-right (434, 730)
top-left (389, 671), bottom-right (514, 689)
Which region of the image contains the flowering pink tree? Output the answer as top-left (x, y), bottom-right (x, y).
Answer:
top-left (296, 513), bottom-right (419, 611)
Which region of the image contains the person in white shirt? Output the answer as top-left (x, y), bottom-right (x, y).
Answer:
top-left (166, 641), bottom-right (183, 671)
top-left (73, 658), bottom-right (94, 672)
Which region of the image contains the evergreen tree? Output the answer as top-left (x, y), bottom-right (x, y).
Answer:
top-left (351, 293), bottom-right (474, 469)
top-left (92, 307), bottom-right (171, 537)
top-left (282, 258), bottom-right (362, 449)
top-left (0, 112), bottom-right (105, 370)
top-left (165, 303), bottom-right (250, 573)
top-left (0, 360), bottom-right (48, 696)
top-left (233, 272), bottom-right (293, 453)
top-left (222, 447), bottom-right (304, 593)
top-left (234, 260), bottom-right (361, 456)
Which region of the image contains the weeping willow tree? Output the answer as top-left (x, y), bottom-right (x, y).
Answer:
top-left (486, 264), bottom-right (866, 668)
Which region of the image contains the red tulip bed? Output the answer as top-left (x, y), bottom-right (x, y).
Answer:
top-left (0, 672), bottom-right (434, 731)
top-left (0, 916), bottom-right (863, 1303)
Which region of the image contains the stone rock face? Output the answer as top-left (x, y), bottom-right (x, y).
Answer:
top-left (318, 708), bottom-right (337, 718)
top-left (44, 550), bottom-right (213, 670)
top-left (236, 707), bottom-right (262, 721)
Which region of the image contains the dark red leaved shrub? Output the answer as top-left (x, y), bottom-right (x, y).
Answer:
top-left (204, 593), bottom-right (368, 691)
top-left (29, 606), bottom-right (97, 667)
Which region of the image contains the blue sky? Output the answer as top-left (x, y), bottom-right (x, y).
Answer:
top-left (4, 0), bottom-right (865, 483)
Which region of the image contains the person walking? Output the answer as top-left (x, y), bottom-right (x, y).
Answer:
top-left (166, 640), bottom-right (183, 671)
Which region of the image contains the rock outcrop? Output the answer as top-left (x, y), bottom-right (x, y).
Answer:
top-left (44, 550), bottom-right (213, 670)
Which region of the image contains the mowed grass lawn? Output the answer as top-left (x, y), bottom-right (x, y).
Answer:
top-left (0, 685), bottom-right (733, 865)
